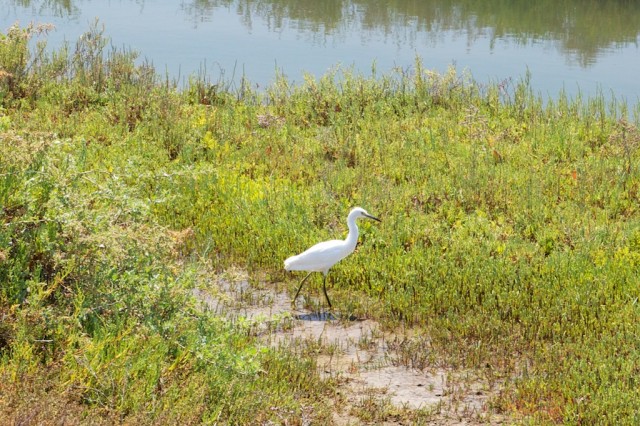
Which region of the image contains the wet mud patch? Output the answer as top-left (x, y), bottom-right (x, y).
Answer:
top-left (193, 271), bottom-right (506, 424)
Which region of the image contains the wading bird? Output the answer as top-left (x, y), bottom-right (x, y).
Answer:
top-left (284, 207), bottom-right (381, 308)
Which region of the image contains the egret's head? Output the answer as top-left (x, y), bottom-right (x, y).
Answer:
top-left (350, 207), bottom-right (381, 222)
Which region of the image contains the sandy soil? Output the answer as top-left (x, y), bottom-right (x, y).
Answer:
top-left (193, 271), bottom-right (507, 425)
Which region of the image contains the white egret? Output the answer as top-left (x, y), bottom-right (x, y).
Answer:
top-left (284, 207), bottom-right (381, 308)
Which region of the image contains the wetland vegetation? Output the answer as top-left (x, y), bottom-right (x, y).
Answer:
top-left (1, 23), bottom-right (640, 424)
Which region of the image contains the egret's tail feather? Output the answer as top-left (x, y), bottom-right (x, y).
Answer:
top-left (284, 255), bottom-right (298, 271)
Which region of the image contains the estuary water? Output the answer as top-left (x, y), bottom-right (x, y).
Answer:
top-left (1, 0), bottom-right (639, 101)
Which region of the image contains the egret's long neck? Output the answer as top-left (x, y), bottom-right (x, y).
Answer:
top-left (345, 214), bottom-right (359, 249)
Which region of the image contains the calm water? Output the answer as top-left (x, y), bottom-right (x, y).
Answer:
top-left (2, 0), bottom-right (640, 101)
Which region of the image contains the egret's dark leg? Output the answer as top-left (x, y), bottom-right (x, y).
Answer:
top-left (292, 272), bottom-right (313, 305)
top-left (322, 274), bottom-right (333, 309)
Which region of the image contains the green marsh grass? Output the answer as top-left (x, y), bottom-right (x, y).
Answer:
top-left (0, 24), bottom-right (333, 425)
top-left (1, 24), bottom-right (640, 424)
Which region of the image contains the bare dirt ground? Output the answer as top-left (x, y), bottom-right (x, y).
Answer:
top-left (193, 270), bottom-right (509, 425)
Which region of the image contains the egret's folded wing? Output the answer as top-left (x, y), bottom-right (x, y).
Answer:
top-left (284, 239), bottom-right (345, 272)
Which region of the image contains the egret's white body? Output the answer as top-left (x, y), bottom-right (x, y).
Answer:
top-left (285, 207), bottom-right (381, 308)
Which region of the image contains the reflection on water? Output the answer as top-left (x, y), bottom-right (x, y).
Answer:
top-left (183, 0), bottom-right (640, 67)
top-left (7, 0), bottom-right (79, 18)
top-left (2, 0), bottom-right (640, 98)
